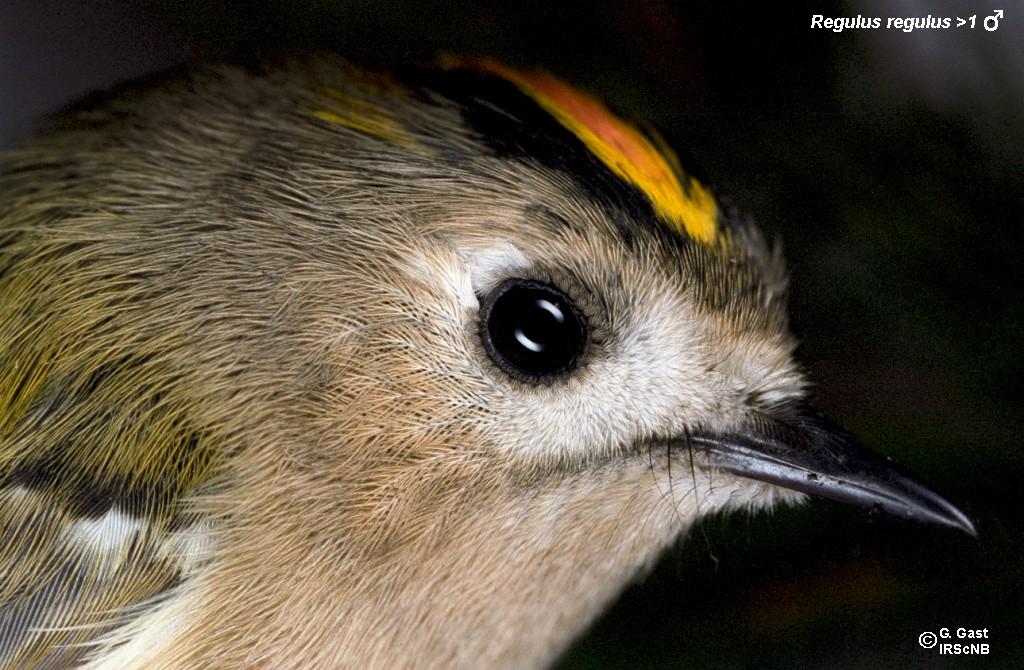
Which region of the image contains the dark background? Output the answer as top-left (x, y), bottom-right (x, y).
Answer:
top-left (3, 1), bottom-right (1021, 667)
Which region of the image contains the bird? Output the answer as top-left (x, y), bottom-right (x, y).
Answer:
top-left (0, 54), bottom-right (974, 669)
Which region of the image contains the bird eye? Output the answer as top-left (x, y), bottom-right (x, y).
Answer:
top-left (479, 279), bottom-right (587, 383)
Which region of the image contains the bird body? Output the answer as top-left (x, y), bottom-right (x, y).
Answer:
top-left (0, 55), bottom-right (971, 669)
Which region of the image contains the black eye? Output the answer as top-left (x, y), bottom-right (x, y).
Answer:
top-left (479, 279), bottom-right (588, 383)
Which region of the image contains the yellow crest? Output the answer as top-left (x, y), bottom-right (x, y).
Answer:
top-left (449, 58), bottom-right (719, 244)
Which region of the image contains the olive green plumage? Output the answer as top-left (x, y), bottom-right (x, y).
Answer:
top-left (0, 55), bottom-right (799, 669)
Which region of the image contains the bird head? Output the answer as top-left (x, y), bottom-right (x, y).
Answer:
top-left (0, 55), bottom-right (972, 669)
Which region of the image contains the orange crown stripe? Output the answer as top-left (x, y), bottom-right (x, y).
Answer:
top-left (453, 58), bottom-right (718, 243)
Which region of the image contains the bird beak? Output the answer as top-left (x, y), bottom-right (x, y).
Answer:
top-left (685, 406), bottom-right (977, 535)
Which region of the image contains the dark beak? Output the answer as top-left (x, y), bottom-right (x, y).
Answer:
top-left (685, 406), bottom-right (976, 535)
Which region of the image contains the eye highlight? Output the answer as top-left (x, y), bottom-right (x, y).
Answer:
top-left (479, 279), bottom-right (588, 383)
